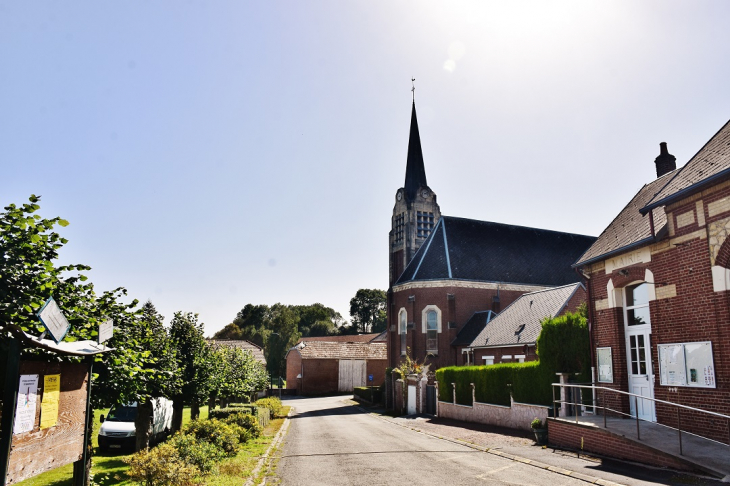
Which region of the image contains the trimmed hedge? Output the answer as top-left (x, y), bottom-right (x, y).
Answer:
top-left (353, 386), bottom-right (382, 403)
top-left (436, 311), bottom-right (589, 408)
top-left (209, 405), bottom-right (270, 427)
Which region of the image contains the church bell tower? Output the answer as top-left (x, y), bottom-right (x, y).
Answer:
top-left (389, 100), bottom-right (441, 285)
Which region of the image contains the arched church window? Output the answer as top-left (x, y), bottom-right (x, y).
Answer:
top-left (399, 309), bottom-right (407, 357)
top-left (426, 310), bottom-right (438, 353)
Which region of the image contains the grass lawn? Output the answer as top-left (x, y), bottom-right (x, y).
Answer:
top-left (15, 405), bottom-right (289, 486)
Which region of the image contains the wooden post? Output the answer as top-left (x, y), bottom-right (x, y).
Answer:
top-left (72, 357), bottom-right (94, 486)
top-left (1, 337), bottom-right (21, 486)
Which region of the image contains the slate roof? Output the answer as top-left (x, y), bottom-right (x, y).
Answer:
top-left (395, 216), bottom-right (596, 287)
top-left (451, 311), bottom-right (496, 347)
top-left (468, 283), bottom-right (583, 348)
top-left (207, 339), bottom-right (267, 365)
top-left (291, 341), bottom-right (387, 360)
top-left (574, 174), bottom-right (672, 266)
top-left (642, 119), bottom-right (730, 214)
top-left (404, 101), bottom-right (428, 202)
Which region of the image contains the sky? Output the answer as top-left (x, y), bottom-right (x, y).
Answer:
top-left (2, 1), bottom-right (730, 336)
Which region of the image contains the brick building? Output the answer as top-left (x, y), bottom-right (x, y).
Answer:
top-left (574, 121), bottom-right (730, 442)
top-left (285, 335), bottom-right (386, 396)
top-left (387, 100), bottom-right (596, 371)
top-left (459, 283), bottom-right (586, 366)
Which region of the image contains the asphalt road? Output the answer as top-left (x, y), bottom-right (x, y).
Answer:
top-left (276, 396), bottom-right (597, 486)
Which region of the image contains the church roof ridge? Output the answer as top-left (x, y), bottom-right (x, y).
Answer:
top-left (439, 215), bottom-right (596, 239)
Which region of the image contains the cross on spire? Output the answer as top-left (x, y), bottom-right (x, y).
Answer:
top-left (411, 78), bottom-right (415, 102)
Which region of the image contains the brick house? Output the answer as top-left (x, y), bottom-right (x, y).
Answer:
top-left (574, 121), bottom-right (730, 442)
top-left (387, 100), bottom-right (596, 372)
top-left (285, 336), bottom-right (387, 396)
top-left (459, 283), bottom-right (586, 366)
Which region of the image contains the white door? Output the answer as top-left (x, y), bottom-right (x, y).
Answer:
top-left (407, 385), bottom-right (417, 415)
top-left (624, 282), bottom-right (656, 422)
top-left (338, 360), bottom-right (366, 392)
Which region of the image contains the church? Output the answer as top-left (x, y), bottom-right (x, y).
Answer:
top-left (387, 100), bottom-right (596, 370)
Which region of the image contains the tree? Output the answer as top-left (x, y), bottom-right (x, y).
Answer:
top-left (208, 345), bottom-right (268, 405)
top-left (169, 311), bottom-right (211, 431)
top-left (349, 289), bottom-right (387, 333)
top-left (265, 304), bottom-right (300, 378)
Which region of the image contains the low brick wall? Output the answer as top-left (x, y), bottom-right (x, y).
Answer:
top-left (548, 419), bottom-right (696, 472)
top-left (438, 397), bottom-right (550, 432)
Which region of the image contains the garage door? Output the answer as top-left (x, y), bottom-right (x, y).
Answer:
top-left (338, 360), bottom-right (366, 392)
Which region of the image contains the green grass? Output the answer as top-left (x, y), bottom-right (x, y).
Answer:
top-left (16, 405), bottom-right (289, 486)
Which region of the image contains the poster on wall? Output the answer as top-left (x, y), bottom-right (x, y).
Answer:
top-left (597, 347), bottom-right (613, 383)
top-left (13, 374), bottom-right (39, 434)
top-left (40, 374), bottom-right (61, 429)
top-left (658, 341), bottom-right (715, 388)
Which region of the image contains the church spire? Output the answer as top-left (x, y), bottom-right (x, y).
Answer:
top-left (404, 101), bottom-right (427, 202)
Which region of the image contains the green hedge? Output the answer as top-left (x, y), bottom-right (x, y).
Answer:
top-left (354, 386), bottom-right (382, 403)
top-left (209, 406), bottom-right (270, 427)
top-left (436, 312), bottom-right (589, 407)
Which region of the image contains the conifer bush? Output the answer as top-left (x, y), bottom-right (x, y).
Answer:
top-left (183, 418), bottom-right (241, 456)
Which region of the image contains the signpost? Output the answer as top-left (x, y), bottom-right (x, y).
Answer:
top-left (98, 320), bottom-right (113, 345)
top-left (36, 298), bottom-right (71, 344)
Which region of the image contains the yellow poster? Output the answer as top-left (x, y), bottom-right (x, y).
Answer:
top-left (40, 374), bottom-right (61, 429)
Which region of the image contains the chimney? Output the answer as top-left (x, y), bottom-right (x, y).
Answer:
top-left (491, 294), bottom-right (501, 313)
top-left (654, 142), bottom-right (676, 178)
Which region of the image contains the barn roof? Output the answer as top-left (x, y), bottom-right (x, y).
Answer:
top-left (290, 341), bottom-right (386, 360)
top-left (207, 339), bottom-right (266, 365)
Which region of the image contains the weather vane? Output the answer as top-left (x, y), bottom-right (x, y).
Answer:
top-left (411, 78), bottom-right (416, 101)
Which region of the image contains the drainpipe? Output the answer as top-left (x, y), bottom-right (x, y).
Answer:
top-left (575, 267), bottom-right (597, 413)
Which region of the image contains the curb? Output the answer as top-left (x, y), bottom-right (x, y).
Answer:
top-left (244, 408), bottom-right (292, 486)
top-left (365, 409), bottom-right (626, 486)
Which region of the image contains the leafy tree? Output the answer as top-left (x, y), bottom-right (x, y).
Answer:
top-left (208, 345), bottom-right (268, 405)
top-left (265, 304), bottom-right (300, 378)
top-left (169, 311), bottom-right (211, 431)
top-left (349, 288), bottom-right (387, 333)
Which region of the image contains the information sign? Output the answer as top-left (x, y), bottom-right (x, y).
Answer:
top-left (596, 347), bottom-right (613, 383)
top-left (14, 374), bottom-right (39, 435)
top-left (99, 319), bottom-right (114, 344)
top-left (40, 374), bottom-right (61, 429)
top-left (37, 297), bottom-right (71, 344)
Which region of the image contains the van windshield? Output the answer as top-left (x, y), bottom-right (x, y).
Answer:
top-left (106, 406), bottom-right (137, 422)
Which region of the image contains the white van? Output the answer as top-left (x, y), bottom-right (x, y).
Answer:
top-left (98, 397), bottom-right (174, 452)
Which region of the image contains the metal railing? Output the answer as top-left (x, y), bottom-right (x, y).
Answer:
top-left (552, 382), bottom-right (730, 455)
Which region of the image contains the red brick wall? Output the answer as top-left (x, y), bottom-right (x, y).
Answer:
top-left (301, 359), bottom-right (339, 396)
top-left (366, 359), bottom-right (387, 387)
top-left (548, 419), bottom-right (697, 472)
top-left (285, 350), bottom-right (302, 392)
top-left (584, 183), bottom-right (730, 442)
top-left (473, 345), bottom-right (537, 365)
top-left (388, 285), bottom-right (529, 370)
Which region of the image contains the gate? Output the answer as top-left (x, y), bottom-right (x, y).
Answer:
top-left (338, 360), bottom-right (366, 392)
top-left (425, 385), bottom-right (436, 415)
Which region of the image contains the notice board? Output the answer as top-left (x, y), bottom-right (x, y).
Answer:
top-left (5, 362), bottom-right (88, 485)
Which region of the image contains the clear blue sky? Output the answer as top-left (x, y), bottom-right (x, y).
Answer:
top-left (2, 1), bottom-right (729, 336)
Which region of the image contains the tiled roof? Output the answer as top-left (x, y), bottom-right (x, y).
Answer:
top-left (451, 311), bottom-right (496, 346)
top-left (298, 334), bottom-right (381, 343)
top-left (468, 283), bottom-right (582, 348)
top-left (642, 119), bottom-right (730, 213)
top-left (395, 216), bottom-right (596, 287)
top-left (207, 339), bottom-right (267, 365)
top-left (291, 341), bottom-right (387, 360)
top-left (574, 174), bottom-right (671, 266)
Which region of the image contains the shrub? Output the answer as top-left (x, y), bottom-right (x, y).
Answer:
top-left (224, 412), bottom-right (262, 439)
top-left (530, 418), bottom-right (544, 429)
top-left (511, 361), bottom-right (553, 406)
top-left (183, 419), bottom-right (240, 456)
top-left (209, 407), bottom-right (253, 421)
top-left (125, 443), bottom-right (200, 486)
top-left (255, 397), bottom-right (283, 418)
top-left (168, 432), bottom-right (226, 474)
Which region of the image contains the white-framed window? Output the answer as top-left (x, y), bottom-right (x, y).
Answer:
top-left (398, 308), bottom-right (407, 357)
top-left (421, 305), bottom-right (442, 355)
top-left (501, 355), bottom-right (512, 363)
top-left (624, 282), bottom-right (651, 327)
top-left (483, 356), bottom-right (494, 365)
top-left (515, 355), bottom-right (526, 363)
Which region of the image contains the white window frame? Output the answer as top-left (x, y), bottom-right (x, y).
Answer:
top-left (483, 356), bottom-right (494, 365)
top-left (398, 308), bottom-right (407, 357)
top-left (515, 355), bottom-right (526, 363)
top-left (501, 355), bottom-right (512, 363)
top-left (422, 305), bottom-right (442, 355)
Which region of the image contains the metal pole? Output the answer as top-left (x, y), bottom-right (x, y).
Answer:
top-left (603, 389), bottom-right (607, 428)
top-left (73, 357), bottom-right (94, 486)
top-left (552, 385), bottom-right (555, 418)
top-left (677, 408), bottom-right (682, 456)
top-left (0, 337), bottom-right (21, 486)
top-left (635, 396), bottom-right (640, 441)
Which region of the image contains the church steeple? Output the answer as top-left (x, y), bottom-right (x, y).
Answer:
top-left (404, 102), bottom-right (427, 202)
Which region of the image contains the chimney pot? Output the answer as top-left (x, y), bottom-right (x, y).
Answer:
top-left (655, 142), bottom-right (676, 178)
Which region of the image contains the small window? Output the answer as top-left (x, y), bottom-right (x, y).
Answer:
top-left (483, 356), bottom-right (494, 365)
top-left (399, 309), bottom-right (407, 356)
top-left (426, 310), bottom-right (438, 353)
top-left (515, 355), bottom-right (526, 363)
top-left (501, 355), bottom-right (512, 363)
top-left (625, 282), bottom-right (651, 327)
